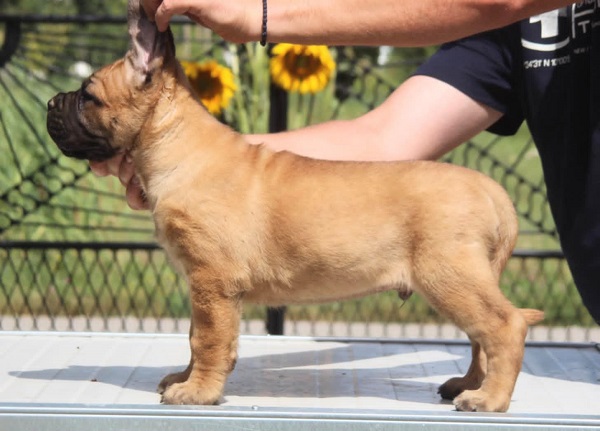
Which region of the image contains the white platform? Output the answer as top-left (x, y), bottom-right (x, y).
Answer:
top-left (0, 332), bottom-right (598, 430)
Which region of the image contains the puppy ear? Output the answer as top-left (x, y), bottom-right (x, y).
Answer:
top-left (126, 0), bottom-right (176, 84)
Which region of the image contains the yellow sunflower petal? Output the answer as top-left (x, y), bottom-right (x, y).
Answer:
top-left (180, 59), bottom-right (238, 116)
top-left (269, 43), bottom-right (336, 94)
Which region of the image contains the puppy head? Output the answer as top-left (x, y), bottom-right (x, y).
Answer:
top-left (46, 0), bottom-right (178, 161)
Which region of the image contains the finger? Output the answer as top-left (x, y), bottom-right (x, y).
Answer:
top-left (142, 0), bottom-right (161, 21)
top-left (96, 153), bottom-right (126, 178)
top-left (155, 1), bottom-right (193, 32)
top-left (118, 153), bottom-right (136, 187)
top-left (89, 160), bottom-right (109, 177)
top-left (126, 176), bottom-right (150, 210)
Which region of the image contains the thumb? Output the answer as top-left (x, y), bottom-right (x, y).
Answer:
top-left (154, 1), bottom-right (192, 32)
top-left (126, 176), bottom-right (149, 210)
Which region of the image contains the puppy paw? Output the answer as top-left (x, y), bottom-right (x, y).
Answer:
top-left (157, 370), bottom-right (190, 394)
top-left (161, 380), bottom-right (223, 405)
top-left (438, 376), bottom-right (481, 400)
top-left (453, 389), bottom-right (509, 412)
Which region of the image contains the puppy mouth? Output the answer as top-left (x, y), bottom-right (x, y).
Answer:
top-left (46, 92), bottom-right (117, 162)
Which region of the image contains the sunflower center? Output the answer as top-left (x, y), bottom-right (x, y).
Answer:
top-left (284, 52), bottom-right (322, 79)
top-left (192, 70), bottom-right (224, 99)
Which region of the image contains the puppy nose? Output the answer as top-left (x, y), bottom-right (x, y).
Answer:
top-left (48, 94), bottom-right (64, 110)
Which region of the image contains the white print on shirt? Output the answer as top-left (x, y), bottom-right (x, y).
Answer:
top-left (522, 9), bottom-right (569, 51)
top-left (521, 3), bottom-right (596, 69)
top-left (523, 55), bottom-right (571, 69)
top-left (521, 3), bottom-right (597, 52)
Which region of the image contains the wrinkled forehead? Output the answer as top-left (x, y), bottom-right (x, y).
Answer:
top-left (89, 58), bottom-right (125, 83)
top-left (95, 57), bottom-right (125, 77)
top-left (88, 59), bottom-right (129, 93)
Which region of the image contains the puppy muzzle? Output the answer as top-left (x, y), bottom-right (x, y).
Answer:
top-left (46, 92), bottom-right (117, 162)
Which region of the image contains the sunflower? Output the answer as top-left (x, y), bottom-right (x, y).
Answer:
top-left (181, 60), bottom-right (237, 116)
top-left (269, 44), bottom-right (336, 94)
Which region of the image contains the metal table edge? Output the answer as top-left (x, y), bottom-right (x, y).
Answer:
top-left (0, 403), bottom-right (598, 429)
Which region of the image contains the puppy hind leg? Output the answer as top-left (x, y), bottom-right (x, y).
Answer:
top-left (438, 337), bottom-right (487, 400)
top-left (417, 261), bottom-right (526, 412)
top-left (453, 302), bottom-right (527, 412)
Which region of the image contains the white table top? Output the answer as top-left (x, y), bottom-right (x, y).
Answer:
top-left (0, 332), bottom-right (598, 430)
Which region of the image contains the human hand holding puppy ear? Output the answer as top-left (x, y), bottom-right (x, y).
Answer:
top-left (141, 0), bottom-right (262, 43)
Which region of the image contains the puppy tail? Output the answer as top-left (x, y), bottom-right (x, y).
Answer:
top-left (520, 308), bottom-right (545, 326)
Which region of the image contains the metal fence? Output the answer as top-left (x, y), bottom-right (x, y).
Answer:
top-left (0, 13), bottom-right (597, 341)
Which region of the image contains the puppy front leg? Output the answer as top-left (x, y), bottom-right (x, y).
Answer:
top-left (161, 273), bottom-right (241, 405)
top-left (158, 321), bottom-right (195, 394)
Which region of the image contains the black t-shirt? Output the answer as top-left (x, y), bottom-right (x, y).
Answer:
top-left (416, 5), bottom-right (600, 323)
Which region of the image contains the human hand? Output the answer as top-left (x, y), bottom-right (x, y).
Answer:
top-left (89, 153), bottom-right (149, 210)
top-left (142, 0), bottom-right (261, 43)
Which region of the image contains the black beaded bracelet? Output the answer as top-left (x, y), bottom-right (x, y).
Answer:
top-left (260, 0), bottom-right (268, 46)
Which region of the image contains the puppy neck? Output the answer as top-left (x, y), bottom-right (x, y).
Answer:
top-left (131, 76), bottom-right (248, 208)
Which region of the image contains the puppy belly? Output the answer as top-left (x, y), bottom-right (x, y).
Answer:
top-left (244, 278), bottom-right (412, 306)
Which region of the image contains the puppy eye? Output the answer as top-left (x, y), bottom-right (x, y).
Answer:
top-left (81, 89), bottom-right (93, 101)
top-left (80, 87), bottom-right (102, 106)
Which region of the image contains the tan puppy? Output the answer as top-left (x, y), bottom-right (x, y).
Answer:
top-left (47, 0), bottom-right (543, 412)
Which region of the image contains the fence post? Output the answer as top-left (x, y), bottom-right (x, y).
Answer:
top-left (265, 47), bottom-right (288, 335)
top-left (0, 19), bottom-right (21, 67)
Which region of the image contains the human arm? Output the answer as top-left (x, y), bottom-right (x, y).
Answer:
top-left (90, 75), bottom-right (502, 209)
top-left (248, 75), bottom-right (502, 161)
top-left (143, 0), bottom-right (573, 46)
